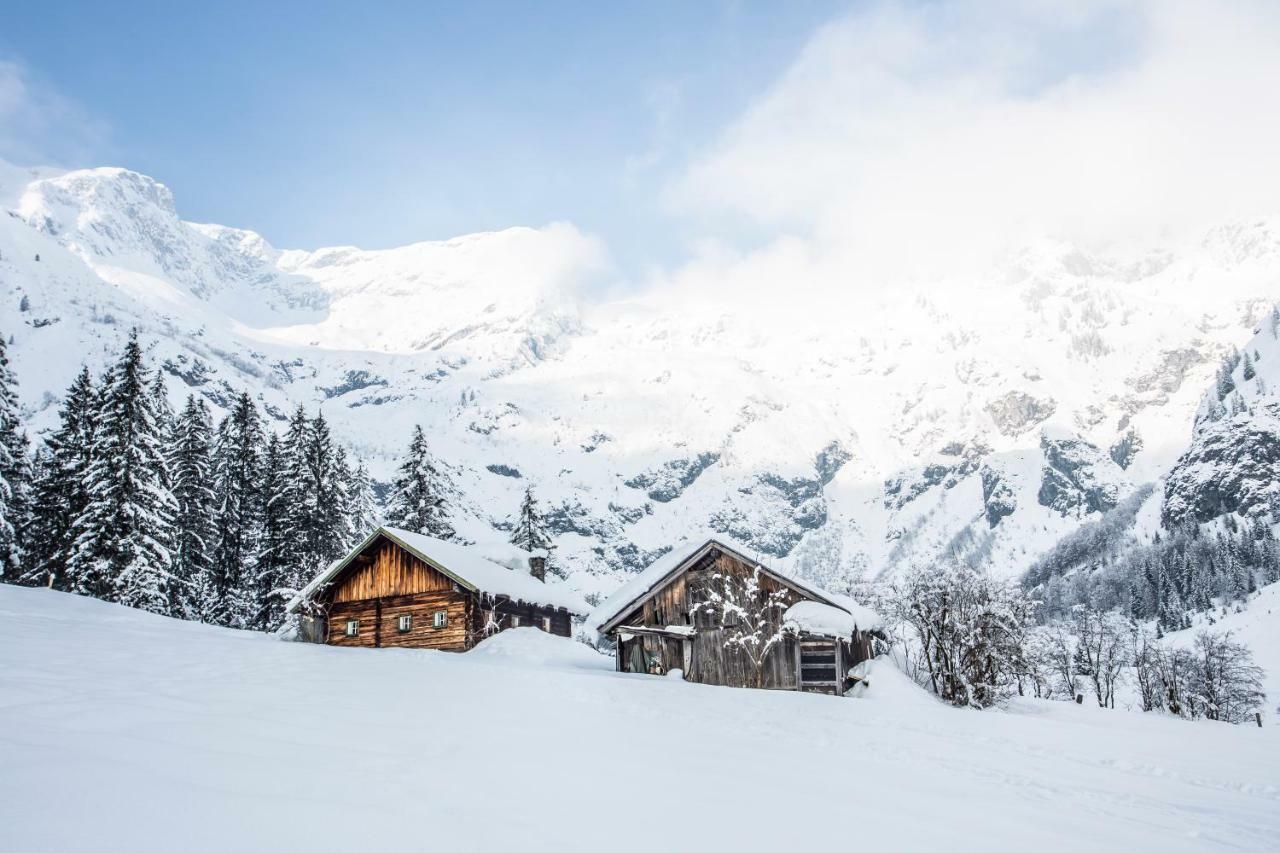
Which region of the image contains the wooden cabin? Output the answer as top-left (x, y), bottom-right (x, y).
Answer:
top-left (590, 538), bottom-right (881, 695)
top-left (287, 526), bottom-right (588, 651)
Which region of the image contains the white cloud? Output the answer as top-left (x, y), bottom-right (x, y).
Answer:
top-left (0, 59), bottom-right (104, 166)
top-left (662, 0), bottom-right (1280, 289)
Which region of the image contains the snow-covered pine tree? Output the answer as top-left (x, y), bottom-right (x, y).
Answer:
top-left (385, 424), bottom-right (455, 540)
top-left (279, 408), bottom-right (352, 596)
top-left (24, 366), bottom-right (97, 589)
top-left (329, 441), bottom-right (356, 551)
top-left (169, 395), bottom-right (216, 619)
top-left (65, 330), bottom-right (176, 612)
top-left (252, 432), bottom-right (293, 630)
top-left (301, 412), bottom-right (350, 578)
top-left (208, 391), bottom-right (265, 626)
top-left (509, 485), bottom-right (555, 560)
top-left (348, 459), bottom-right (382, 543)
top-left (1241, 351), bottom-right (1255, 381)
top-left (0, 333), bottom-right (31, 580)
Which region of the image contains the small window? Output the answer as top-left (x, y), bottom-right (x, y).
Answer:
top-left (345, 619), bottom-right (359, 637)
top-left (397, 614), bottom-right (412, 633)
top-left (510, 615), bottom-right (521, 628)
top-left (432, 610), bottom-right (448, 628)
top-left (541, 616), bottom-right (552, 632)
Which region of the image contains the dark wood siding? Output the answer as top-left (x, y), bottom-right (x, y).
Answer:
top-left (471, 597), bottom-right (574, 641)
top-left (327, 589), bottom-right (472, 651)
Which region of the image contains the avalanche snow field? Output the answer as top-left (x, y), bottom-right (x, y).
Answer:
top-left (1, 587), bottom-right (1277, 853)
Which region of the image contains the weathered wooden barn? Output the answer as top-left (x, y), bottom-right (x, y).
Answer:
top-left (589, 538), bottom-right (881, 695)
top-left (287, 526), bottom-right (588, 650)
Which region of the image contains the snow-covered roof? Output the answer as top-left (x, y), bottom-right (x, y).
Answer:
top-left (287, 526), bottom-right (589, 615)
top-left (587, 536), bottom-right (849, 635)
top-left (784, 601), bottom-right (863, 637)
top-left (823, 593), bottom-right (883, 632)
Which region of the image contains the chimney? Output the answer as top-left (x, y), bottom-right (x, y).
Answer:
top-left (528, 555), bottom-right (547, 583)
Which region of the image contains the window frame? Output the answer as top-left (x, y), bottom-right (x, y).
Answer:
top-left (432, 610), bottom-right (448, 629)
top-left (397, 614), bottom-right (412, 633)
top-left (541, 615), bottom-right (552, 632)
top-left (345, 619), bottom-right (359, 637)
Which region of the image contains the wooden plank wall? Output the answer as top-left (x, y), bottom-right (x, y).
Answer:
top-left (327, 590), bottom-right (471, 651)
top-left (612, 549), bottom-right (803, 689)
top-left (332, 539), bottom-right (452, 603)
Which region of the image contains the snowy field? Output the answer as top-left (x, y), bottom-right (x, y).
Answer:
top-left (1, 586), bottom-right (1277, 853)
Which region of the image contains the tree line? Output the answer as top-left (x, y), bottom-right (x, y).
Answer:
top-left (0, 330), bottom-right (561, 632)
top-left (1029, 513), bottom-right (1280, 633)
top-left (0, 330), bottom-right (380, 629)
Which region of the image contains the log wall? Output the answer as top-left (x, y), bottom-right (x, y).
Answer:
top-left (327, 590), bottom-right (472, 651)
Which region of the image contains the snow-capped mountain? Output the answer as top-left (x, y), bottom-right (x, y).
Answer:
top-left (3, 160), bottom-right (1278, 599)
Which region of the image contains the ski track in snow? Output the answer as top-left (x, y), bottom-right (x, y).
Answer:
top-left (1, 586), bottom-right (1277, 853)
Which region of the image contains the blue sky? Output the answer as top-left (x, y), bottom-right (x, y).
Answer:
top-left (6, 2), bottom-right (1279, 290)
top-left (1, 1), bottom-right (847, 266)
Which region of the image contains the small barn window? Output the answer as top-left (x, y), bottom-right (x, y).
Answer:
top-left (510, 615), bottom-right (521, 628)
top-left (432, 610), bottom-right (448, 628)
top-left (345, 619), bottom-right (359, 637)
top-left (541, 615), bottom-right (552, 632)
top-left (397, 614), bottom-right (412, 633)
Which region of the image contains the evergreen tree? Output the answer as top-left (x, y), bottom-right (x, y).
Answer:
top-left (208, 391), bottom-right (265, 626)
top-left (509, 485), bottom-right (555, 554)
top-left (25, 367), bottom-right (97, 588)
top-left (0, 333), bottom-right (30, 579)
top-left (169, 395), bottom-right (216, 618)
top-left (65, 331), bottom-right (176, 612)
top-left (385, 425), bottom-right (455, 539)
top-left (1241, 351), bottom-right (1255, 381)
top-left (348, 460), bottom-right (382, 542)
top-left (279, 408), bottom-right (353, 595)
top-left (252, 433), bottom-right (293, 630)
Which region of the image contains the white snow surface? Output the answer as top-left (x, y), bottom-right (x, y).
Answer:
top-left (289, 526), bottom-right (589, 614)
top-left (2, 586), bottom-right (1278, 852)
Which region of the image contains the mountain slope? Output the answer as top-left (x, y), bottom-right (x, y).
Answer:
top-left (1, 585), bottom-right (1277, 852)
top-left (3, 160), bottom-right (1279, 597)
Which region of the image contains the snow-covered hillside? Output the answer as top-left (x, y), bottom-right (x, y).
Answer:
top-left (1, 585), bottom-right (1277, 852)
top-left (3, 159), bottom-right (1279, 596)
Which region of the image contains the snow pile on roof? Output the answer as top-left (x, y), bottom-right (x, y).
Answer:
top-left (468, 626), bottom-right (610, 670)
top-left (825, 592), bottom-right (883, 631)
top-left (586, 535), bottom-right (846, 633)
top-left (288, 527), bottom-right (588, 614)
top-left (784, 601), bottom-right (857, 637)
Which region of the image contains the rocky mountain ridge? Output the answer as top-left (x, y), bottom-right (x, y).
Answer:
top-left (2, 160), bottom-right (1277, 600)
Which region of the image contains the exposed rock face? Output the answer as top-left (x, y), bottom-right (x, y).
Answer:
top-left (980, 465), bottom-right (1017, 528)
top-left (814, 440), bottom-right (852, 485)
top-left (1108, 429), bottom-right (1142, 470)
top-left (985, 392), bottom-right (1056, 436)
top-left (885, 441), bottom-right (989, 511)
top-left (1162, 404), bottom-right (1280, 527)
top-left (625, 452), bottom-right (720, 503)
top-left (1038, 433), bottom-right (1122, 517)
